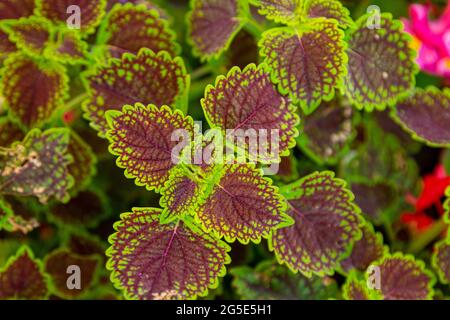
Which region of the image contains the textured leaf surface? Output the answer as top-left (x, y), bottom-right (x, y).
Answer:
top-left (49, 190), bottom-right (106, 227)
top-left (2, 17), bottom-right (51, 56)
top-left (36, 0), bottom-right (106, 35)
top-left (84, 49), bottom-right (189, 137)
top-left (260, 21), bottom-right (347, 113)
top-left (394, 88), bottom-right (450, 146)
top-left (202, 64), bottom-right (299, 162)
top-left (341, 222), bottom-right (386, 272)
top-left (106, 208), bottom-right (230, 300)
top-left (270, 171), bottom-right (362, 276)
top-left (100, 3), bottom-right (178, 58)
top-left (67, 131), bottom-right (96, 194)
top-left (0, 0), bottom-right (35, 20)
top-left (0, 28), bottom-right (16, 54)
top-left (231, 260), bottom-right (337, 300)
top-left (0, 117), bottom-right (24, 147)
top-left (371, 254), bottom-right (435, 300)
top-left (198, 164), bottom-right (291, 243)
top-left (106, 104), bottom-right (194, 192)
top-left (45, 249), bottom-right (99, 298)
top-left (50, 30), bottom-right (88, 64)
top-left (1, 54), bottom-right (69, 129)
top-left (298, 97), bottom-right (353, 163)
top-left (160, 167), bottom-right (204, 223)
top-left (188, 0), bottom-right (244, 60)
top-left (304, 0), bottom-right (353, 28)
top-left (0, 128), bottom-right (73, 203)
top-left (343, 13), bottom-right (417, 111)
top-left (0, 246), bottom-right (48, 299)
top-left (255, 0), bottom-right (302, 25)
top-left (343, 272), bottom-right (371, 300)
top-left (432, 238), bottom-right (450, 284)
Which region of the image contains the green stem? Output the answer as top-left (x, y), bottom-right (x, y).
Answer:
top-left (66, 93), bottom-right (89, 110)
top-left (190, 65), bottom-right (213, 81)
top-left (407, 219), bottom-right (448, 254)
top-left (383, 220), bottom-right (395, 245)
top-left (243, 18), bottom-right (265, 40)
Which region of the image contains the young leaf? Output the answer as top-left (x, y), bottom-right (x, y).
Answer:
top-left (393, 87), bottom-right (450, 147)
top-left (48, 29), bottom-right (88, 64)
top-left (36, 0), bottom-right (107, 35)
top-left (304, 0), bottom-right (353, 28)
top-left (67, 131), bottom-right (97, 195)
top-left (231, 260), bottom-right (338, 300)
top-left (159, 167), bottom-right (204, 223)
top-left (269, 171), bottom-right (362, 276)
top-left (99, 3), bottom-right (179, 58)
top-left (298, 97), bottom-right (353, 164)
top-left (342, 272), bottom-right (371, 300)
top-left (0, 53), bottom-right (69, 129)
top-left (197, 164), bottom-right (292, 243)
top-left (105, 104), bottom-right (194, 192)
top-left (201, 64), bottom-right (299, 162)
top-left (340, 221), bottom-right (387, 273)
top-left (2, 17), bottom-right (52, 56)
top-left (0, 128), bottom-right (73, 204)
top-left (0, 0), bottom-right (35, 20)
top-left (0, 117), bottom-right (24, 147)
top-left (188, 0), bottom-right (245, 60)
top-left (83, 48), bottom-right (189, 137)
top-left (342, 13), bottom-right (417, 111)
top-left (432, 238), bottom-right (450, 284)
top-left (106, 208), bottom-right (230, 300)
top-left (369, 253), bottom-right (435, 300)
top-left (45, 249), bottom-right (100, 299)
top-left (49, 190), bottom-right (107, 228)
top-left (0, 246), bottom-right (49, 299)
top-left (259, 20), bottom-right (347, 113)
top-left (254, 0), bottom-right (303, 25)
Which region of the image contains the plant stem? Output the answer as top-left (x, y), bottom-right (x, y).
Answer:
top-left (407, 219), bottom-right (448, 254)
top-left (66, 92), bottom-right (89, 110)
top-left (243, 18), bottom-right (264, 40)
top-left (190, 65), bottom-right (213, 81)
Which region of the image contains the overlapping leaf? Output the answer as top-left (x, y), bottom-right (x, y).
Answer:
top-left (432, 238), bottom-right (450, 284)
top-left (83, 48), bottom-right (189, 137)
top-left (0, 54), bottom-right (69, 129)
top-left (304, 0), bottom-right (353, 28)
top-left (2, 17), bottom-right (52, 56)
top-left (48, 30), bottom-right (88, 64)
top-left (197, 164), bottom-right (291, 243)
top-left (188, 0), bottom-right (245, 60)
top-left (49, 190), bottom-right (107, 227)
top-left (260, 20), bottom-right (347, 113)
top-left (45, 249), bottom-right (100, 299)
top-left (298, 97), bottom-right (353, 164)
top-left (369, 253), bottom-right (435, 300)
top-left (342, 272), bottom-right (371, 300)
top-left (106, 208), bottom-right (230, 300)
top-left (231, 260), bottom-right (338, 300)
top-left (254, 0), bottom-right (303, 25)
top-left (106, 104), bottom-right (194, 192)
top-left (342, 13), bottom-right (417, 111)
top-left (394, 87), bottom-right (450, 147)
top-left (202, 64), bottom-right (299, 162)
top-left (36, 0), bottom-right (106, 35)
top-left (0, 128), bottom-right (73, 203)
top-left (0, 117), bottom-right (24, 147)
top-left (269, 171), bottom-right (362, 276)
top-left (99, 3), bottom-right (179, 58)
top-left (0, 28), bottom-right (16, 55)
top-left (340, 222), bottom-right (387, 272)
top-left (0, 0), bottom-right (35, 20)
top-left (0, 246), bottom-right (49, 299)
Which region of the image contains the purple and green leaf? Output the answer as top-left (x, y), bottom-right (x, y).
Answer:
top-left (0, 0), bottom-right (35, 20)
top-left (260, 20), bottom-right (347, 113)
top-left (0, 53), bottom-right (69, 129)
top-left (83, 48), bottom-right (189, 137)
top-left (0, 117), bottom-right (24, 147)
top-left (106, 208), bottom-right (231, 300)
top-left (188, 0), bottom-right (246, 60)
top-left (0, 128), bottom-right (73, 204)
top-left (342, 271), bottom-right (371, 300)
top-left (342, 13), bottom-right (417, 111)
top-left (304, 0), bottom-right (353, 28)
top-left (253, 0), bottom-right (303, 25)
top-left (393, 87), bottom-right (450, 147)
top-left (432, 238), bottom-right (450, 284)
top-left (47, 29), bottom-right (89, 64)
top-left (269, 171), bottom-right (363, 276)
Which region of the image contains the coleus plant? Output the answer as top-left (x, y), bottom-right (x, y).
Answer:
top-left (0, 0), bottom-right (449, 301)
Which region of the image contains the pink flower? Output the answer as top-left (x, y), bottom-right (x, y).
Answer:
top-left (403, 1), bottom-right (450, 79)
